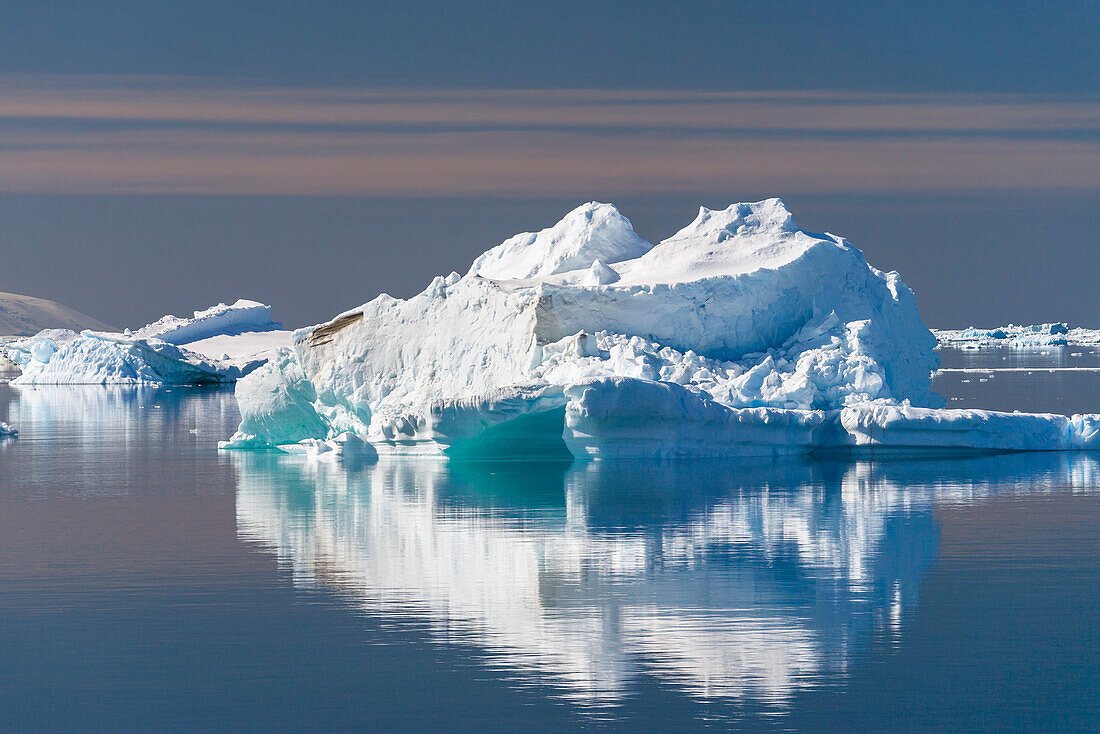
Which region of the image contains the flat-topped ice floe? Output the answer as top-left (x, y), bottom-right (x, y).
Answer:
top-left (221, 200), bottom-right (1100, 458)
top-left (6, 299), bottom-right (291, 385)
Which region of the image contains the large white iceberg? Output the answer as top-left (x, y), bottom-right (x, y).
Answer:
top-left (223, 200), bottom-right (1100, 458)
top-left (7, 299), bottom-right (291, 385)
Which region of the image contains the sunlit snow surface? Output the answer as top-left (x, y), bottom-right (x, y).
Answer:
top-left (3, 299), bottom-right (290, 385)
top-left (223, 200), bottom-right (1099, 458)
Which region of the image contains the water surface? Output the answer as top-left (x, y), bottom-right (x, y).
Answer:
top-left (0, 357), bottom-right (1098, 732)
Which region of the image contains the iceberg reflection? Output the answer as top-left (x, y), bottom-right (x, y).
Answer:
top-left (0, 385), bottom-right (241, 495)
top-left (231, 452), bottom-right (1099, 705)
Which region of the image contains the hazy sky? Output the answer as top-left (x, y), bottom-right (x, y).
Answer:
top-left (1, 1), bottom-right (1098, 329)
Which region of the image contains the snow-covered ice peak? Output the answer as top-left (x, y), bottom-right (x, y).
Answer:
top-left (468, 202), bottom-right (651, 281)
top-left (674, 198), bottom-right (798, 242)
top-left (615, 198), bottom-right (835, 285)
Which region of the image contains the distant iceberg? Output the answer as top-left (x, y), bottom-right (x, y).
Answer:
top-left (935, 323), bottom-right (1100, 349)
top-left (222, 200), bottom-right (1100, 458)
top-left (6, 299), bottom-right (291, 385)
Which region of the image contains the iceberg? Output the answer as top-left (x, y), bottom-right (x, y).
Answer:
top-left (223, 200), bottom-right (1100, 458)
top-left (130, 299), bottom-right (278, 345)
top-left (6, 299), bottom-right (292, 385)
top-left (935, 323), bottom-right (1100, 349)
top-left (0, 421), bottom-right (15, 437)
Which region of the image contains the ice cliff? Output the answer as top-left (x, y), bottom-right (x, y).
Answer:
top-left (222, 200), bottom-right (1100, 458)
top-left (6, 299), bottom-right (291, 385)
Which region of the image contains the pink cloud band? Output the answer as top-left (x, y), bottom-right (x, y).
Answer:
top-left (1, 76), bottom-right (1097, 195)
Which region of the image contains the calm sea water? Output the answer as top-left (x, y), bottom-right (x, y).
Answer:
top-left (0, 347), bottom-right (1098, 732)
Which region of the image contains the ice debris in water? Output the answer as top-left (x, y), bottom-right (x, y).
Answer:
top-left (221, 199), bottom-right (1100, 459)
top-left (4, 299), bottom-right (291, 385)
top-left (0, 421), bottom-right (16, 436)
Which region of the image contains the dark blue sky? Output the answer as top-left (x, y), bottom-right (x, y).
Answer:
top-left (5, 1), bottom-right (1098, 92)
top-left (1, 1), bottom-right (1098, 328)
